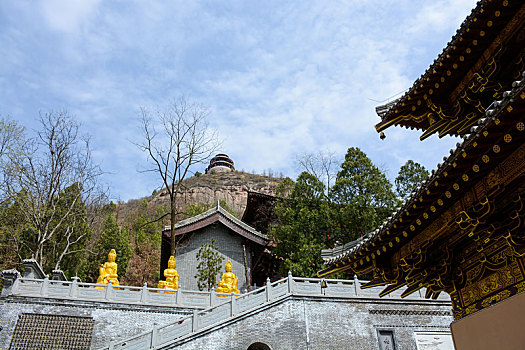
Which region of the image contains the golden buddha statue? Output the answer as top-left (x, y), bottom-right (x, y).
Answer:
top-left (96, 249), bottom-right (119, 286)
top-left (157, 256), bottom-right (179, 290)
top-left (216, 260), bottom-right (240, 295)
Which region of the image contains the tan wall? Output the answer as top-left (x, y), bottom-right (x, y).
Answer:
top-left (451, 291), bottom-right (525, 350)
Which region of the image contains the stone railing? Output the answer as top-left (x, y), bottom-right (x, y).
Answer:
top-left (96, 273), bottom-right (449, 350)
top-left (4, 277), bottom-right (231, 309)
top-left (3, 272), bottom-right (442, 309)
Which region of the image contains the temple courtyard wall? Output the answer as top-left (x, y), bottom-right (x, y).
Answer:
top-left (0, 294), bottom-right (454, 349)
top-left (165, 296), bottom-right (454, 350)
top-left (0, 270), bottom-right (455, 349)
top-left (0, 296), bottom-right (194, 349)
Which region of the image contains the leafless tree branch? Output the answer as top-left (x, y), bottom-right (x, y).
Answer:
top-left (135, 97), bottom-right (221, 256)
top-left (4, 110), bottom-right (107, 270)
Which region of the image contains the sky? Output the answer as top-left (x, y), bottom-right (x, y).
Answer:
top-left (0, 0), bottom-right (479, 202)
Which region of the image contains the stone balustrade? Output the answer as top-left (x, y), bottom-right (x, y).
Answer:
top-left (4, 276), bottom-right (232, 309)
top-left (3, 271), bottom-right (444, 309)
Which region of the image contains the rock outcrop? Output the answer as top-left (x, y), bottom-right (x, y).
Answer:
top-left (149, 171), bottom-right (283, 217)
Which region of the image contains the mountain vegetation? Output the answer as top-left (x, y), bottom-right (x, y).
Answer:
top-left (0, 112), bottom-right (428, 286)
top-left (0, 115), bottom-right (282, 287)
top-left (271, 147), bottom-right (428, 277)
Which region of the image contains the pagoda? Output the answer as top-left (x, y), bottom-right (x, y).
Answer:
top-left (205, 154), bottom-right (235, 174)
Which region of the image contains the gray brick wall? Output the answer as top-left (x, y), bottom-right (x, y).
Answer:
top-left (0, 293), bottom-right (454, 350)
top-left (168, 297), bottom-right (454, 350)
top-left (0, 296), bottom-right (193, 350)
top-left (176, 225), bottom-right (252, 292)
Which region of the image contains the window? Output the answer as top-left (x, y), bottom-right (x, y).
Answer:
top-left (377, 329), bottom-right (396, 350)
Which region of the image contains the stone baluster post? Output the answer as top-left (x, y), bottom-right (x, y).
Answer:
top-left (265, 277), bottom-right (271, 302)
top-left (176, 288), bottom-right (183, 305)
top-left (140, 282), bottom-right (148, 303)
top-left (40, 276), bottom-right (49, 296)
top-left (105, 281), bottom-right (113, 301)
top-left (287, 271), bottom-right (293, 294)
top-left (11, 274), bottom-right (20, 294)
top-left (230, 293), bottom-right (237, 317)
top-left (69, 277), bottom-right (78, 298)
top-left (108, 341), bottom-right (114, 350)
top-left (210, 290), bottom-right (217, 307)
top-left (192, 310), bottom-right (199, 332)
top-left (151, 323), bottom-right (158, 348)
top-left (354, 274), bottom-right (360, 296)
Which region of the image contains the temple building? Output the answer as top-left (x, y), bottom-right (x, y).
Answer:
top-left (161, 202), bottom-right (273, 291)
top-left (319, 1), bottom-right (525, 349)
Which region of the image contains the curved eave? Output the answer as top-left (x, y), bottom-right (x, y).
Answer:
top-left (376, 1), bottom-right (525, 135)
top-left (320, 73), bottom-right (525, 278)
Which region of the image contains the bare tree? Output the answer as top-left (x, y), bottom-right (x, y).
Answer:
top-left (136, 97), bottom-right (220, 256)
top-left (0, 116), bottom-right (26, 271)
top-left (295, 150), bottom-right (340, 195)
top-left (0, 116), bottom-right (25, 202)
top-left (5, 111), bottom-right (106, 270)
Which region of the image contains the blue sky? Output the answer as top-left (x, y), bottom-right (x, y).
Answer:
top-left (0, 0), bottom-right (478, 201)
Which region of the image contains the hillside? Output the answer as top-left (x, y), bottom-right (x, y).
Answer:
top-left (155, 171), bottom-right (282, 215)
top-left (112, 171), bottom-right (284, 286)
top-left (120, 171), bottom-right (283, 220)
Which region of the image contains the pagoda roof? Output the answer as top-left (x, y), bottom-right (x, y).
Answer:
top-left (319, 70), bottom-right (525, 280)
top-left (164, 201), bottom-right (269, 246)
top-left (375, 0), bottom-right (525, 140)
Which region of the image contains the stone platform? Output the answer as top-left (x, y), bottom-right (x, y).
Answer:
top-left (1, 271), bottom-right (455, 349)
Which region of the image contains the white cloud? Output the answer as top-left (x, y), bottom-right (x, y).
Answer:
top-left (40, 0), bottom-right (101, 33)
top-left (407, 0), bottom-right (476, 34)
top-left (0, 0), bottom-right (479, 200)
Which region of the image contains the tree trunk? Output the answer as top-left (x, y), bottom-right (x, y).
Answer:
top-left (243, 244), bottom-right (251, 292)
top-left (170, 196), bottom-right (177, 256)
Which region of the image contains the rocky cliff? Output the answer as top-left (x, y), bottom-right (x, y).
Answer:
top-left (143, 171), bottom-right (283, 218)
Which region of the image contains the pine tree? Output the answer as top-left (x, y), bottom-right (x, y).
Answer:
top-left (91, 213), bottom-right (132, 282)
top-left (395, 160), bottom-right (429, 199)
top-left (330, 147), bottom-right (397, 243)
top-left (271, 173), bottom-right (331, 277)
top-left (195, 239), bottom-right (224, 291)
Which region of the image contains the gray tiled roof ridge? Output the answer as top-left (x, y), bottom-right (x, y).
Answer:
top-left (164, 201), bottom-right (268, 241)
top-left (323, 70), bottom-right (525, 265)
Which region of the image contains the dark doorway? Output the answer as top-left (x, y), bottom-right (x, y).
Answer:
top-left (247, 342), bottom-right (271, 350)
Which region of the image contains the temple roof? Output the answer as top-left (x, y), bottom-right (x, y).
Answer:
top-left (164, 201), bottom-right (269, 246)
top-left (319, 70), bottom-right (525, 278)
top-left (375, 1), bottom-right (525, 140)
